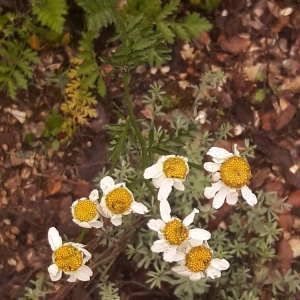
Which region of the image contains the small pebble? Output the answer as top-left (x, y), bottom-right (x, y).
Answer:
top-left (8, 258), bottom-right (17, 266)
top-left (160, 66), bottom-right (170, 74)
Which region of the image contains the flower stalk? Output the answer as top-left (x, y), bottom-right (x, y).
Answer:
top-left (122, 71), bottom-right (156, 199)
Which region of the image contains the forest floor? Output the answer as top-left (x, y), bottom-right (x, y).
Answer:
top-left (1, 0), bottom-right (300, 299)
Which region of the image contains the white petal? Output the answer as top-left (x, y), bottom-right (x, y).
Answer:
top-left (144, 163), bottom-right (163, 179)
top-left (158, 155), bottom-right (167, 163)
top-left (147, 219), bottom-right (165, 232)
top-left (100, 176), bottom-right (115, 194)
top-left (189, 228), bottom-right (211, 241)
top-left (71, 200), bottom-right (78, 211)
top-left (233, 144), bottom-right (240, 156)
top-left (204, 181), bottom-right (223, 199)
top-left (123, 209), bottom-right (132, 215)
top-left (80, 247), bottom-right (92, 264)
top-left (241, 185), bottom-right (257, 206)
top-left (226, 190), bottom-right (238, 205)
top-left (173, 251), bottom-right (186, 262)
top-left (212, 172), bottom-right (221, 181)
top-left (206, 265), bottom-right (221, 279)
top-left (212, 157), bottom-right (227, 163)
top-left (48, 264), bottom-right (62, 281)
top-left (182, 208), bottom-right (199, 226)
top-left (189, 239), bottom-right (203, 247)
top-left (73, 220), bottom-right (92, 228)
top-left (111, 215), bottom-right (122, 226)
top-left (163, 246), bottom-right (177, 262)
top-left (189, 272), bottom-right (204, 281)
top-left (67, 274), bottom-right (77, 282)
top-left (68, 265), bottom-right (93, 282)
top-left (131, 202), bottom-right (148, 214)
top-left (177, 240), bottom-right (189, 252)
top-left (158, 233), bottom-right (164, 240)
top-left (172, 266), bottom-right (192, 277)
top-left (97, 201), bottom-right (112, 218)
top-left (157, 178), bottom-right (173, 201)
top-left (210, 258), bottom-right (230, 270)
top-left (48, 227), bottom-right (62, 251)
top-left (159, 200), bottom-right (172, 223)
top-left (204, 162), bottom-right (221, 172)
top-left (151, 240), bottom-right (170, 253)
top-left (152, 175), bottom-right (166, 188)
top-left (89, 220), bottom-right (104, 228)
top-left (213, 185), bottom-right (230, 209)
top-left (173, 179), bottom-right (185, 191)
top-left (89, 189), bottom-right (99, 201)
top-left (207, 147), bottom-right (233, 160)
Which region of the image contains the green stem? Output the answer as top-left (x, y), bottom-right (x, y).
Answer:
top-left (77, 228), bottom-right (87, 243)
top-left (108, 117), bottom-right (130, 177)
top-left (122, 72), bottom-right (156, 199)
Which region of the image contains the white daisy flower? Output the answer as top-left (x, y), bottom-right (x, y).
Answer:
top-left (71, 189), bottom-right (103, 229)
top-left (172, 239), bottom-right (230, 281)
top-left (148, 200), bottom-right (211, 262)
top-left (48, 227), bottom-right (93, 282)
top-left (143, 155), bottom-right (189, 201)
top-left (204, 144), bottom-right (257, 209)
top-left (98, 176), bottom-right (148, 226)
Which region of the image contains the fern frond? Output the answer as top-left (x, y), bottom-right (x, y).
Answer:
top-left (75, 0), bottom-right (118, 32)
top-left (61, 56), bottom-right (99, 140)
top-left (0, 39), bottom-right (39, 99)
top-left (30, 0), bottom-right (68, 34)
top-left (170, 13), bottom-right (212, 41)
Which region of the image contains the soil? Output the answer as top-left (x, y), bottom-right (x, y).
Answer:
top-left (1, 0), bottom-right (300, 299)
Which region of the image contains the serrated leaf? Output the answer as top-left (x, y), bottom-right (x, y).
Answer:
top-left (30, 0), bottom-right (68, 34)
top-left (156, 22), bottom-right (175, 43)
top-left (97, 76), bottom-right (106, 97)
top-left (155, 0), bottom-right (179, 21)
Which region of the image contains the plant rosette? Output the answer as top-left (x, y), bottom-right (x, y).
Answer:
top-left (98, 176), bottom-right (148, 226)
top-left (144, 155), bottom-right (189, 201)
top-left (172, 239), bottom-right (230, 281)
top-left (48, 227), bottom-right (93, 282)
top-left (71, 189), bottom-right (103, 228)
top-left (148, 200), bottom-right (211, 262)
top-left (204, 144), bottom-right (257, 209)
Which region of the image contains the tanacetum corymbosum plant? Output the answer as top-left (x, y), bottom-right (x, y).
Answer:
top-left (14, 1), bottom-right (300, 299)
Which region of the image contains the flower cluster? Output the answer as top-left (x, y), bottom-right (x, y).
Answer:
top-left (47, 145), bottom-right (256, 284)
top-left (147, 200), bottom-right (229, 280)
top-left (47, 176), bottom-right (148, 282)
top-left (144, 146), bottom-right (256, 280)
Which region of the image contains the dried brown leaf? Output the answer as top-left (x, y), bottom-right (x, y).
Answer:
top-left (275, 104), bottom-right (296, 130)
top-left (47, 181), bottom-right (62, 196)
top-left (220, 36), bottom-right (251, 55)
top-left (278, 238), bottom-right (293, 273)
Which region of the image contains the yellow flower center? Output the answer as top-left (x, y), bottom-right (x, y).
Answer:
top-left (105, 187), bottom-right (133, 215)
top-left (54, 245), bottom-right (83, 272)
top-left (74, 199), bottom-right (98, 222)
top-left (163, 157), bottom-right (188, 179)
top-left (163, 219), bottom-right (189, 245)
top-left (185, 245), bottom-right (212, 272)
top-left (220, 156), bottom-right (252, 188)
